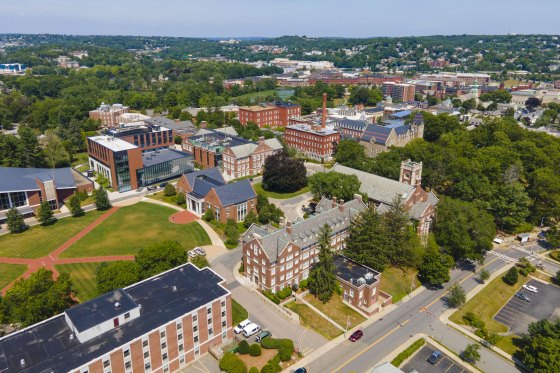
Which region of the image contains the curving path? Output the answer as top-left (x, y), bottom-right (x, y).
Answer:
top-left (0, 207), bottom-right (136, 295)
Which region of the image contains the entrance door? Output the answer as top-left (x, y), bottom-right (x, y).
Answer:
top-left (113, 318), bottom-right (119, 327)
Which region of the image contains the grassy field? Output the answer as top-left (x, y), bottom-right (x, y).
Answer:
top-left (0, 210), bottom-right (105, 258)
top-left (304, 293), bottom-right (366, 329)
top-left (232, 298), bottom-right (249, 326)
top-left (380, 267), bottom-right (421, 303)
top-left (0, 263), bottom-right (27, 289)
top-left (55, 262), bottom-right (103, 302)
top-left (60, 202), bottom-right (210, 258)
top-left (285, 300), bottom-right (342, 340)
top-left (146, 191), bottom-right (185, 207)
top-left (450, 271), bottom-right (526, 334)
top-left (253, 183), bottom-right (310, 200)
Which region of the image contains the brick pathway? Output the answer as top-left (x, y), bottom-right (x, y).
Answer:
top-left (0, 207), bottom-right (137, 295)
top-left (169, 210), bottom-right (199, 224)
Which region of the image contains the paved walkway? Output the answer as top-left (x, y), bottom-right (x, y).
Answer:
top-left (0, 207), bottom-right (136, 295)
top-left (170, 210), bottom-right (199, 224)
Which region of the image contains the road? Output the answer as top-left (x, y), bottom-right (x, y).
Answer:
top-left (492, 243), bottom-right (560, 276)
top-left (269, 192), bottom-right (313, 222)
top-left (304, 257), bottom-right (522, 373)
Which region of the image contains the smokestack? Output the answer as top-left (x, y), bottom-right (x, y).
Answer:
top-left (321, 93), bottom-right (327, 129)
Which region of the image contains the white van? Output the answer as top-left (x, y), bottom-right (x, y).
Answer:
top-left (242, 323), bottom-right (261, 338)
top-left (493, 237), bottom-right (504, 244)
top-left (234, 319), bottom-right (251, 334)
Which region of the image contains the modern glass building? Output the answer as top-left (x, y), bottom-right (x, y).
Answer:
top-left (137, 149), bottom-right (194, 186)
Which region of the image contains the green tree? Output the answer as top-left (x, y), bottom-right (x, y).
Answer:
top-left (422, 112), bottom-right (465, 142)
top-left (521, 319), bottom-right (560, 373)
top-left (18, 125), bottom-right (44, 167)
top-left (94, 186), bottom-right (112, 211)
top-left (418, 250), bottom-right (454, 286)
top-left (308, 171), bottom-right (361, 202)
top-left (447, 283), bottom-right (466, 308)
top-left (69, 193), bottom-right (84, 217)
top-left (461, 344), bottom-right (481, 364)
top-left (96, 261), bottom-right (142, 294)
top-left (6, 207), bottom-right (26, 233)
top-left (249, 343), bottom-right (262, 356)
top-left (37, 201), bottom-right (56, 226)
top-left (490, 183), bottom-right (531, 232)
top-left (238, 340), bottom-right (250, 354)
top-left (478, 269), bottom-right (490, 284)
top-left (190, 255), bottom-right (210, 269)
top-left (219, 352), bottom-right (247, 373)
top-left (136, 240), bottom-right (188, 277)
top-left (175, 192), bottom-right (186, 206)
top-left (503, 266), bottom-right (519, 285)
top-left (42, 129), bottom-right (70, 168)
top-left (243, 210), bottom-right (258, 228)
top-left (348, 86), bottom-right (383, 106)
top-left (546, 226), bottom-right (560, 249)
top-left (335, 139), bottom-right (369, 171)
top-left (164, 183), bottom-right (176, 196)
top-left (225, 218), bottom-right (240, 246)
top-left (308, 224), bottom-right (337, 303)
top-left (202, 208), bottom-right (215, 222)
top-left (262, 151), bottom-right (307, 193)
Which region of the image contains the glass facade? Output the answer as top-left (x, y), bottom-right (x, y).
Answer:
top-left (114, 151), bottom-right (132, 192)
top-left (0, 192), bottom-right (27, 210)
top-left (137, 156), bottom-right (194, 186)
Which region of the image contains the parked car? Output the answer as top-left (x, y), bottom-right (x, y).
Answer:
top-left (255, 330), bottom-right (271, 342)
top-left (194, 247), bottom-right (206, 256)
top-left (536, 262), bottom-right (545, 270)
top-left (147, 185), bottom-right (157, 191)
top-left (242, 323), bottom-right (261, 338)
top-left (294, 368), bottom-right (307, 373)
top-left (234, 319), bottom-right (251, 334)
top-left (515, 292), bottom-right (531, 302)
top-left (159, 182), bottom-right (168, 188)
top-left (523, 284), bottom-right (538, 293)
top-left (349, 330), bottom-right (363, 342)
top-left (427, 351), bottom-right (442, 364)
top-left (188, 250), bottom-right (198, 258)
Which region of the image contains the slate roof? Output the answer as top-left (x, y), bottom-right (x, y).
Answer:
top-left (264, 138), bottom-right (283, 151)
top-left (360, 124), bottom-right (394, 145)
top-left (245, 198), bottom-right (366, 261)
top-left (332, 118), bottom-right (369, 132)
top-left (0, 264), bottom-right (228, 373)
top-left (214, 179), bottom-right (256, 207)
top-left (0, 167), bottom-right (77, 193)
top-left (185, 167), bottom-right (225, 189)
top-left (186, 168), bottom-right (256, 207)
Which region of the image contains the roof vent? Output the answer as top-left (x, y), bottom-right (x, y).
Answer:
top-left (20, 359), bottom-right (26, 368)
top-left (114, 302), bottom-right (120, 310)
top-left (172, 285), bottom-right (178, 292)
top-left (364, 272), bottom-right (374, 280)
top-left (69, 333), bottom-right (75, 340)
top-left (356, 277), bottom-right (366, 286)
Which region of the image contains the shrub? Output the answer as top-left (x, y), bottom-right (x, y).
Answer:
top-left (219, 352), bottom-right (247, 373)
top-left (391, 338), bottom-right (425, 367)
top-left (202, 209), bottom-right (214, 222)
top-left (503, 266), bottom-right (519, 285)
top-left (238, 340), bottom-right (250, 354)
top-left (299, 279), bottom-right (308, 289)
top-left (175, 192), bottom-right (186, 206)
top-left (262, 290), bottom-right (281, 304)
top-left (249, 343), bottom-right (262, 357)
top-left (260, 337), bottom-right (294, 360)
top-left (249, 368), bottom-right (259, 373)
top-left (475, 327), bottom-right (489, 339)
top-left (164, 183), bottom-right (176, 196)
top-left (261, 354), bottom-right (282, 373)
top-left (463, 312), bottom-right (485, 329)
top-left (277, 287), bottom-right (293, 300)
top-left (6, 207), bottom-right (26, 233)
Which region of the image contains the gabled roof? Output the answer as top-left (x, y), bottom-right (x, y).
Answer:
top-left (185, 168), bottom-right (255, 207)
top-left (185, 168), bottom-right (225, 190)
top-left (0, 167), bottom-right (77, 193)
top-left (213, 179), bottom-right (256, 207)
top-left (332, 118), bottom-right (369, 132)
top-left (360, 124), bottom-right (394, 145)
top-left (264, 138), bottom-right (283, 151)
top-left (230, 143), bottom-right (258, 158)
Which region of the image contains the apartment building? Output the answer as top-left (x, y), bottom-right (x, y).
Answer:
top-left (238, 102), bottom-right (301, 128)
top-left (89, 103), bottom-right (130, 127)
top-left (0, 263), bottom-right (233, 373)
top-left (284, 124), bottom-right (340, 161)
top-left (382, 82), bottom-right (416, 102)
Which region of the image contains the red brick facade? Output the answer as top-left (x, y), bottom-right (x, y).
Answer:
top-left (284, 125), bottom-right (340, 160)
top-left (239, 103), bottom-right (301, 128)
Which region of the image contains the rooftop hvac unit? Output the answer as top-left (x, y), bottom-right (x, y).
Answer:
top-left (364, 272), bottom-right (374, 281)
top-left (356, 277), bottom-right (366, 286)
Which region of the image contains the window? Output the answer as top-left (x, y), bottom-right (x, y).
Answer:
top-left (103, 360), bottom-right (110, 368)
top-left (221, 311), bottom-right (226, 317)
top-left (144, 363), bottom-right (151, 370)
top-left (194, 335), bottom-right (199, 343)
top-left (237, 202), bottom-right (248, 221)
top-left (207, 307), bottom-right (212, 315)
top-left (177, 322), bottom-right (182, 330)
top-left (125, 361), bottom-right (131, 369)
top-left (179, 343), bottom-right (184, 351)
top-left (142, 340), bottom-right (148, 348)
top-left (221, 300), bottom-right (226, 308)
top-left (180, 356), bottom-right (185, 364)
top-left (161, 342), bottom-right (167, 349)
top-left (160, 330), bottom-right (166, 338)
top-left (162, 352), bottom-right (168, 361)
top-left (193, 325), bottom-right (198, 332)
top-left (222, 331), bottom-right (227, 339)
top-left (208, 317), bottom-right (212, 325)
top-left (178, 333), bottom-right (183, 340)
top-left (123, 349), bottom-right (130, 357)
top-left (124, 312), bottom-right (130, 319)
top-left (222, 320), bottom-right (227, 327)
top-left (193, 314), bottom-right (197, 322)
top-left (144, 351), bottom-right (149, 359)
top-left (209, 328), bottom-right (213, 336)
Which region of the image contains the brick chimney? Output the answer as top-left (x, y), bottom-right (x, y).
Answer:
top-left (321, 93), bottom-right (327, 129)
top-left (353, 193), bottom-right (363, 203)
top-left (286, 221), bottom-right (292, 235)
top-left (331, 197), bottom-right (337, 208)
top-left (258, 136), bottom-right (265, 144)
top-left (338, 199), bottom-right (345, 213)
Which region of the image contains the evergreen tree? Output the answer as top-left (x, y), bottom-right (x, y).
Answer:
top-left (308, 224), bottom-right (337, 303)
top-left (503, 266), bottom-right (519, 285)
top-left (18, 125), bottom-right (44, 167)
top-left (164, 183), bottom-right (176, 196)
top-left (94, 186), bottom-right (112, 211)
top-left (37, 201), bottom-right (55, 226)
top-left (69, 193), bottom-right (84, 217)
top-left (225, 218), bottom-right (240, 246)
top-left (6, 207), bottom-right (26, 233)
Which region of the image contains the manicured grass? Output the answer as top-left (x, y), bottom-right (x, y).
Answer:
top-left (381, 267), bottom-right (421, 303)
top-left (253, 183), bottom-right (310, 200)
top-left (60, 202), bottom-right (210, 258)
top-left (0, 210), bottom-right (105, 258)
top-left (495, 335), bottom-right (523, 356)
top-left (232, 298), bottom-right (248, 326)
top-left (0, 263), bottom-right (27, 289)
top-left (449, 271), bottom-right (526, 334)
top-left (146, 191), bottom-right (185, 207)
top-left (304, 293), bottom-right (366, 329)
top-left (391, 338), bottom-right (425, 367)
top-left (64, 194), bottom-right (95, 208)
top-left (55, 262), bottom-right (103, 302)
top-left (285, 300), bottom-right (342, 340)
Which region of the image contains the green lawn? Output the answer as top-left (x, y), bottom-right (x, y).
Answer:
top-left (253, 183), bottom-right (310, 200)
top-left (0, 210), bottom-right (105, 258)
top-left (0, 263), bottom-right (27, 289)
top-left (146, 191), bottom-right (185, 207)
top-left (55, 262), bottom-right (103, 302)
top-left (381, 267), bottom-right (421, 303)
top-left (60, 202), bottom-right (210, 258)
top-left (285, 300), bottom-right (342, 340)
top-left (304, 293), bottom-right (366, 329)
top-left (232, 298), bottom-right (248, 325)
top-left (450, 272), bottom-right (526, 334)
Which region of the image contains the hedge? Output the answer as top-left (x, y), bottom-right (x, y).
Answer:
top-left (260, 354), bottom-right (282, 373)
top-left (262, 290), bottom-right (281, 304)
top-left (219, 352), bottom-right (247, 373)
top-left (249, 343), bottom-right (262, 356)
top-left (261, 337), bottom-right (294, 362)
top-left (277, 286), bottom-right (293, 300)
top-left (391, 338), bottom-right (425, 367)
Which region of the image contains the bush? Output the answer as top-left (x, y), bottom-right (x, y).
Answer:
top-left (175, 192), bottom-right (186, 206)
top-left (261, 337), bottom-right (294, 361)
top-left (277, 287), bottom-right (292, 300)
top-left (219, 352), bottom-right (247, 373)
top-left (503, 266), bottom-right (519, 285)
top-left (238, 340), bottom-right (250, 354)
top-left (463, 312), bottom-right (485, 329)
top-left (261, 354), bottom-right (282, 373)
top-left (475, 327), bottom-right (489, 339)
top-left (391, 338), bottom-right (425, 367)
top-left (249, 343), bottom-right (262, 356)
top-left (262, 290), bottom-right (281, 304)
top-left (164, 183), bottom-right (176, 196)
top-left (299, 279), bottom-right (308, 289)
top-left (249, 368), bottom-right (259, 373)
top-left (202, 209), bottom-right (214, 222)
top-left (6, 207), bottom-right (26, 233)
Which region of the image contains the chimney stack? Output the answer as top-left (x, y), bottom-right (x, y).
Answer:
top-left (286, 221), bottom-right (292, 235)
top-left (321, 93), bottom-right (327, 129)
top-left (338, 199), bottom-right (345, 213)
top-left (331, 197), bottom-right (337, 208)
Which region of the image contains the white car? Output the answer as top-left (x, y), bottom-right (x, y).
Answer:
top-left (188, 250), bottom-right (198, 258)
top-left (523, 284), bottom-right (538, 293)
top-left (234, 319), bottom-right (251, 334)
top-left (242, 323), bottom-right (261, 338)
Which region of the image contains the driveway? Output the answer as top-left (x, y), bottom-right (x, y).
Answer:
top-left (269, 192), bottom-right (313, 222)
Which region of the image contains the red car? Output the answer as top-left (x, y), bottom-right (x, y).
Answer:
top-left (349, 330), bottom-right (363, 342)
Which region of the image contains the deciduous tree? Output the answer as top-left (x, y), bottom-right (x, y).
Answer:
top-left (521, 319), bottom-right (560, 373)
top-left (6, 207), bottom-right (26, 233)
top-left (96, 261), bottom-right (142, 295)
top-left (262, 151), bottom-right (307, 193)
top-left (447, 283), bottom-right (466, 308)
top-left (136, 240), bottom-right (188, 277)
top-left (308, 171), bottom-right (361, 202)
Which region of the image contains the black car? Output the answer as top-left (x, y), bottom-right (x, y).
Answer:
top-left (294, 368), bottom-right (307, 373)
top-left (514, 292), bottom-right (530, 302)
top-left (159, 182), bottom-right (168, 188)
top-left (427, 350), bottom-right (442, 364)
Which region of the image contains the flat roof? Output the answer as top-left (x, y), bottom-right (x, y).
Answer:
top-left (0, 264), bottom-right (228, 373)
top-left (89, 136), bottom-right (137, 152)
top-left (286, 123), bottom-right (339, 136)
top-left (334, 255), bottom-right (380, 286)
top-left (142, 148), bottom-right (192, 167)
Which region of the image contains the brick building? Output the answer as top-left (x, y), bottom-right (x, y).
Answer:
top-left (382, 82), bottom-right (416, 102)
top-left (308, 74), bottom-right (403, 86)
top-left (0, 167), bottom-right (94, 221)
top-left (238, 102), bottom-right (301, 128)
top-left (89, 103), bottom-right (130, 128)
top-left (177, 168), bottom-right (257, 223)
top-left (0, 263), bottom-right (233, 373)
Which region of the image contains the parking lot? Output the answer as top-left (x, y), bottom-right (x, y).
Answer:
top-left (493, 279), bottom-right (560, 335)
top-left (402, 344), bottom-right (472, 373)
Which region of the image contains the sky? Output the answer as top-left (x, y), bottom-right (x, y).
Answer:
top-left (0, 0), bottom-right (559, 38)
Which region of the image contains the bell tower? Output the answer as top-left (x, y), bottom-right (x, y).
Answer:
top-left (399, 159), bottom-right (423, 186)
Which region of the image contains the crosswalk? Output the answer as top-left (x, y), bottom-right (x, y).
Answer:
top-left (488, 251), bottom-right (518, 263)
